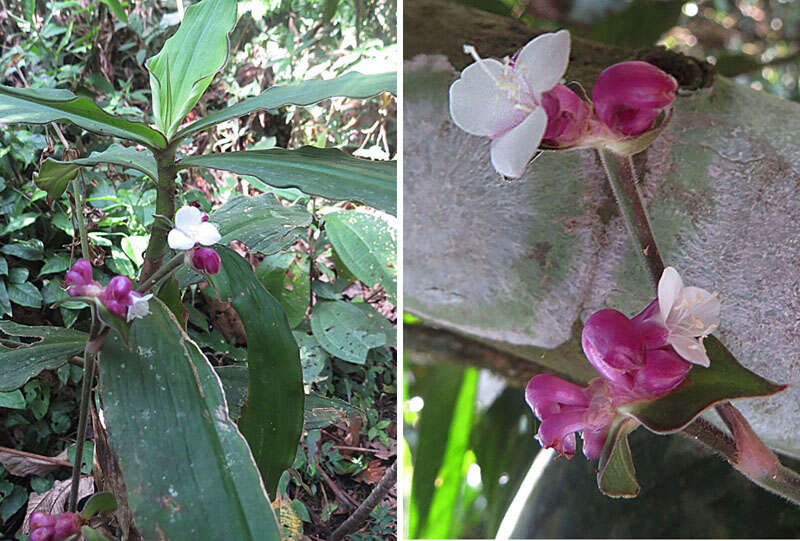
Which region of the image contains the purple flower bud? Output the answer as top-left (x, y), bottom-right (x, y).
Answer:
top-left (30, 526), bottom-right (54, 541)
top-left (65, 259), bottom-right (102, 297)
top-left (581, 309), bottom-right (645, 389)
top-left (634, 348), bottom-right (692, 395)
top-left (192, 247), bottom-right (221, 274)
top-left (581, 427), bottom-right (609, 461)
top-left (30, 512), bottom-right (55, 530)
top-left (541, 84), bottom-right (591, 146)
top-left (52, 512), bottom-right (81, 541)
top-left (592, 61), bottom-right (677, 136)
top-left (100, 275), bottom-right (133, 318)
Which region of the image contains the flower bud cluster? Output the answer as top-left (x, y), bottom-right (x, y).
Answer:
top-left (526, 267), bottom-right (720, 460)
top-left (449, 30), bottom-right (678, 177)
top-left (29, 512), bottom-right (81, 541)
top-left (65, 259), bottom-right (152, 323)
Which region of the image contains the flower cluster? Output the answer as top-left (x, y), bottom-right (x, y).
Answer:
top-left (168, 205), bottom-right (222, 274)
top-left (29, 511), bottom-right (81, 541)
top-left (449, 30), bottom-right (677, 178)
top-left (526, 267), bottom-right (720, 460)
top-left (65, 259), bottom-right (153, 323)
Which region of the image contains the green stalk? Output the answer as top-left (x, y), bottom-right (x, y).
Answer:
top-left (136, 252), bottom-right (185, 294)
top-left (68, 174), bottom-right (97, 512)
top-left (598, 147), bottom-right (800, 507)
top-left (140, 144), bottom-right (178, 283)
top-left (597, 150), bottom-right (664, 288)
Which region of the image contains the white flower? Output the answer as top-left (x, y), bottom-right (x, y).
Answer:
top-left (448, 30), bottom-right (570, 178)
top-left (167, 206), bottom-right (222, 250)
top-left (658, 267), bottom-right (721, 367)
top-left (127, 293), bottom-right (153, 323)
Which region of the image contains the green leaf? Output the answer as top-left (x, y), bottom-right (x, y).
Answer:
top-left (0, 85), bottom-right (166, 148)
top-left (79, 491), bottom-right (118, 520)
top-left (214, 365), bottom-right (249, 421)
top-left (0, 257), bottom-right (7, 276)
top-left (145, 0), bottom-right (237, 139)
top-left (597, 417), bottom-right (641, 498)
top-left (38, 254), bottom-right (71, 276)
top-left (179, 147), bottom-right (397, 215)
top-left (0, 281), bottom-right (11, 316)
top-left (294, 331), bottom-right (329, 385)
top-left (98, 298), bottom-right (281, 540)
top-left (67, 441), bottom-right (94, 475)
top-left (176, 71), bottom-right (397, 140)
top-left (211, 193), bottom-right (311, 255)
top-left (0, 212), bottom-right (37, 236)
top-left (81, 526), bottom-right (112, 541)
top-left (207, 248), bottom-right (304, 495)
top-left (0, 322), bottom-right (88, 391)
top-left (310, 300), bottom-right (388, 364)
top-left (96, 299), bottom-right (131, 344)
top-left (8, 267), bottom-right (28, 284)
top-left (1, 239), bottom-right (44, 260)
top-left (325, 210), bottom-right (396, 298)
top-left (620, 336), bottom-right (787, 434)
top-left (37, 144), bottom-right (158, 202)
top-left (97, 0), bottom-right (128, 22)
top-left (419, 367), bottom-right (478, 538)
top-left (257, 259), bottom-right (310, 329)
top-left (7, 281), bottom-right (42, 308)
top-left (0, 390), bottom-right (26, 409)
top-left (303, 393), bottom-right (363, 430)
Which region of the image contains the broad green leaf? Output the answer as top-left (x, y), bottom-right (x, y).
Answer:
top-left (98, 299), bottom-right (281, 540)
top-left (257, 258), bottom-right (310, 329)
top-left (0, 281), bottom-right (11, 316)
top-left (620, 336), bottom-right (786, 434)
top-left (325, 210), bottom-right (396, 298)
top-left (38, 254), bottom-right (71, 276)
top-left (80, 492), bottom-right (118, 520)
top-left (210, 193), bottom-right (311, 255)
top-left (0, 85), bottom-right (166, 148)
top-left (8, 267), bottom-right (28, 284)
top-left (420, 367), bottom-right (478, 539)
top-left (145, 0), bottom-right (237, 139)
top-left (207, 248), bottom-right (304, 495)
top-left (597, 417), bottom-right (641, 498)
top-left (7, 282), bottom-right (42, 308)
top-left (0, 390), bottom-right (26, 409)
top-left (1, 240), bottom-right (44, 260)
top-left (0, 212), bottom-right (37, 236)
top-left (310, 300), bottom-right (388, 364)
top-left (214, 365), bottom-right (249, 421)
top-left (37, 144), bottom-right (158, 201)
top-left (214, 366), bottom-right (361, 430)
top-left (175, 71), bottom-right (397, 140)
top-left (294, 331), bottom-right (329, 385)
top-left (179, 147), bottom-right (397, 215)
top-left (0, 257), bottom-right (7, 276)
top-left (0, 322), bottom-right (87, 391)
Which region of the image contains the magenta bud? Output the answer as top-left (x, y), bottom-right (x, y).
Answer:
top-left (581, 428), bottom-right (609, 461)
top-left (582, 309), bottom-right (646, 388)
top-left (541, 84), bottom-right (591, 145)
top-left (100, 275), bottom-right (133, 318)
top-left (52, 512), bottom-right (81, 541)
top-left (64, 259), bottom-right (93, 287)
top-left (192, 247), bottom-right (221, 274)
top-left (30, 512), bottom-right (56, 530)
top-left (634, 348), bottom-right (692, 394)
top-left (631, 298), bottom-right (669, 349)
top-left (526, 374), bottom-right (589, 419)
top-left (592, 61), bottom-right (677, 136)
top-left (30, 526), bottom-right (54, 541)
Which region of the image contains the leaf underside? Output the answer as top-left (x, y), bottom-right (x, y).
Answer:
top-left (597, 416), bottom-right (641, 498)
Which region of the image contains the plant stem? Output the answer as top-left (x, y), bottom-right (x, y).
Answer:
top-left (136, 252), bottom-right (185, 294)
top-left (597, 150), bottom-right (664, 288)
top-left (72, 174), bottom-right (91, 262)
top-left (69, 344), bottom-right (95, 511)
top-left (308, 198), bottom-right (317, 315)
top-left (598, 147), bottom-right (800, 506)
top-left (140, 145), bottom-right (178, 284)
top-left (329, 460), bottom-right (397, 541)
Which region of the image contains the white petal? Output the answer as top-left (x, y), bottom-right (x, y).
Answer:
top-left (682, 286), bottom-right (721, 333)
top-left (174, 206), bottom-right (204, 229)
top-left (449, 59), bottom-right (528, 137)
top-left (658, 266), bottom-right (684, 323)
top-left (516, 30), bottom-right (571, 96)
top-left (168, 228), bottom-right (196, 250)
top-left (193, 222), bottom-right (222, 246)
top-left (669, 334), bottom-right (711, 367)
top-left (489, 107), bottom-right (547, 178)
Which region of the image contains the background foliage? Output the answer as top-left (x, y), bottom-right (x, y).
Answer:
top-left (403, 0), bottom-right (800, 538)
top-left (0, 0), bottom-right (396, 539)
